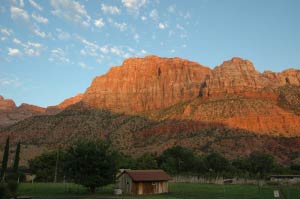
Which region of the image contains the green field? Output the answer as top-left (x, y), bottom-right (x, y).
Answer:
top-left (17, 182), bottom-right (300, 199)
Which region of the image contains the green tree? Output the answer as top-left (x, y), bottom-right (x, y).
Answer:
top-left (193, 155), bottom-right (208, 175)
top-left (114, 153), bottom-right (136, 170)
top-left (249, 152), bottom-right (274, 177)
top-left (1, 137), bottom-right (10, 182)
top-left (136, 153), bottom-right (158, 169)
top-left (13, 142), bottom-right (21, 173)
top-left (64, 139), bottom-right (116, 193)
top-left (205, 153), bottom-right (231, 173)
top-left (29, 150), bottom-right (65, 182)
top-left (159, 146), bottom-right (197, 174)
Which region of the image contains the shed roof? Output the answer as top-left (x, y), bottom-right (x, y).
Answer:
top-left (124, 170), bottom-right (171, 182)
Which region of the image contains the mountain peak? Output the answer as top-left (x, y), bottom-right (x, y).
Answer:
top-left (218, 57), bottom-right (256, 72)
top-left (0, 95), bottom-right (16, 111)
top-left (83, 56), bottom-right (211, 113)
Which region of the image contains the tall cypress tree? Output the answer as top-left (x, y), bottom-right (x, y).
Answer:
top-left (13, 142), bottom-right (21, 173)
top-left (1, 137), bottom-right (10, 181)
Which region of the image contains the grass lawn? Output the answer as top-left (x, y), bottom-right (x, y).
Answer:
top-left (17, 182), bottom-right (300, 199)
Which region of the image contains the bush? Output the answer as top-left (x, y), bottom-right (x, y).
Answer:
top-left (7, 181), bottom-right (18, 197)
top-left (0, 184), bottom-right (7, 199)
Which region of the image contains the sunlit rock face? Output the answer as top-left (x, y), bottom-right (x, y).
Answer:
top-left (83, 55), bottom-right (211, 113)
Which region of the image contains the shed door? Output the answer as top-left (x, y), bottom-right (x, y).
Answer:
top-left (125, 176), bottom-right (131, 193)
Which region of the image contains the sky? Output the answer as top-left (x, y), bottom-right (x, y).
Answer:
top-left (0, 0), bottom-right (299, 107)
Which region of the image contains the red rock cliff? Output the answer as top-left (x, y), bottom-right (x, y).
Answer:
top-left (0, 95), bottom-right (16, 111)
top-left (200, 57), bottom-right (300, 98)
top-left (83, 56), bottom-right (211, 113)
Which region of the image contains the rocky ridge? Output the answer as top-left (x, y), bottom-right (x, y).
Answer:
top-left (0, 94), bottom-right (83, 128)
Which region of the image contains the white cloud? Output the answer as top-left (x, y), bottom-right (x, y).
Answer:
top-left (10, 6), bottom-right (29, 22)
top-left (101, 4), bottom-right (120, 15)
top-left (28, 0), bottom-right (43, 11)
top-left (100, 46), bottom-right (109, 54)
top-left (76, 35), bottom-right (99, 56)
top-left (0, 75), bottom-right (21, 87)
top-left (158, 22), bottom-right (167, 29)
top-left (33, 28), bottom-right (46, 38)
top-left (24, 41), bottom-right (43, 56)
top-left (149, 9), bottom-right (158, 21)
top-left (50, 0), bottom-right (91, 27)
top-left (32, 13), bottom-right (49, 24)
top-left (176, 24), bottom-right (185, 30)
top-left (108, 19), bottom-right (127, 31)
top-left (12, 38), bottom-right (21, 45)
top-left (168, 5), bottom-right (176, 13)
top-left (27, 41), bottom-right (42, 48)
top-left (1, 37), bottom-right (7, 41)
top-left (49, 48), bottom-right (69, 63)
top-left (0, 28), bottom-right (13, 36)
top-left (56, 28), bottom-right (70, 40)
top-left (180, 11), bottom-right (191, 19)
top-left (110, 47), bottom-right (126, 57)
top-left (11, 38), bottom-right (44, 56)
top-left (8, 48), bottom-right (21, 56)
top-left (140, 16), bottom-right (147, 21)
top-left (78, 62), bottom-right (93, 70)
top-left (122, 0), bottom-right (148, 12)
top-left (19, 0), bottom-right (24, 7)
top-left (94, 18), bottom-right (105, 28)
top-left (76, 35), bottom-right (98, 49)
top-left (133, 33), bottom-right (139, 42)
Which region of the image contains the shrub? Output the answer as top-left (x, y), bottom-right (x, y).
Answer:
top-left (0, 184), bottom-right (7, 199)
top-left (7, 181), bottom-right (18, 198)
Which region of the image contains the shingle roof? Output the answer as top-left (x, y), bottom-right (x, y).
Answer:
top-left (124, 170), bottom-right (171, 182)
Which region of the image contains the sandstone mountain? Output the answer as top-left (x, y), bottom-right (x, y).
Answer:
top-left (1, 56), bottom-right (300, 164)
top-left (0, 96), bottom-right (46, 128)
top-left (83, 55), bottom-right (211, 113)
top-left (0, 94), bottom-right (83, 128)
top-left (82, 56), bottom-right (300, 136)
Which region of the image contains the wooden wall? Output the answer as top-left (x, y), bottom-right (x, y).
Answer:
top-left (117, 173), bottom-right (169, 195)
top-left (131, 181), bottom-right (168, 195)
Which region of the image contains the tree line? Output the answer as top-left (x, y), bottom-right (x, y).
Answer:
top-left (29, 140), bottom-right (300, 183)
top-left (2, 138), bottom-right (300, 194)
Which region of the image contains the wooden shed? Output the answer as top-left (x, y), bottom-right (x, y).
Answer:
top-left (116, 170), bottom-right (171, 195)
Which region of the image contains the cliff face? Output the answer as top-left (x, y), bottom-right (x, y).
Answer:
top-left (83, 56), bottom-right (211, 113)
top-left (200, 57), bottom-right (300, 98)
top-left (0, 96), bottom-right (16, 111)
top-left (81, 56), bottom-right (300, 136)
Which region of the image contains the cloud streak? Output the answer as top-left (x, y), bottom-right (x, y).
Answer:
top-left (10, 6), bottom-right (29, 22)
top-left (28, 0), bottom-right (43, 11)
top-left (50, 0), bottom-right (91, 27)
top-left (32, 13), bottom-right (49, 24)
top-left (101, 4), bottom-right (120, 15)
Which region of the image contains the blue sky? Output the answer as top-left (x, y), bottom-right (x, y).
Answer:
top-left (0, 0), bottom-right (299, 107)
